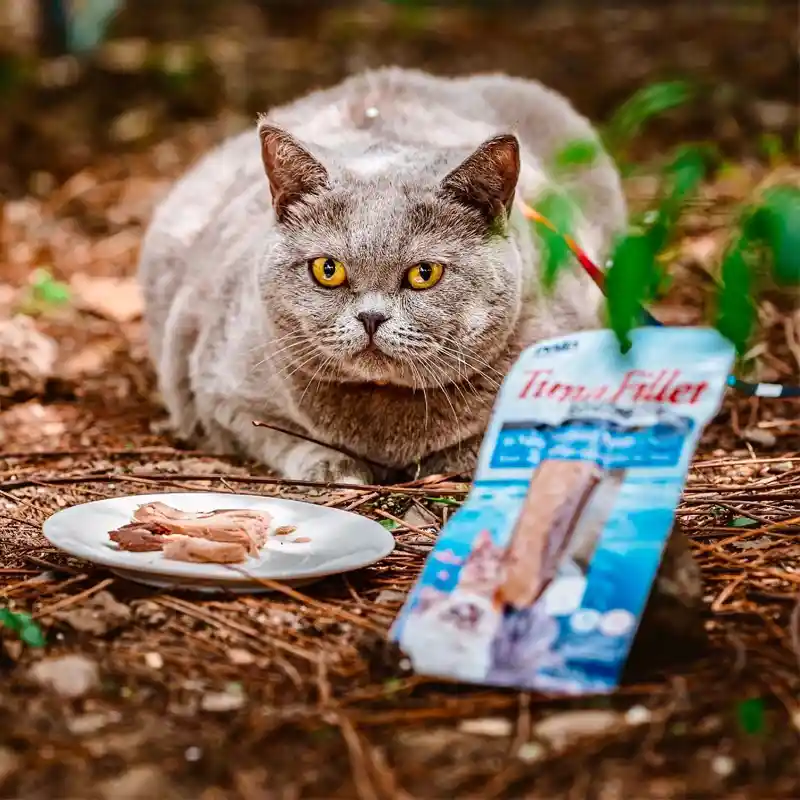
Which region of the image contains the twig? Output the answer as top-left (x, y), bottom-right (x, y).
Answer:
top-left (33, 577), bottom-right (114, 618)
top-left (0, 472), bottom-right (471, 496)
top-left (223, 570), bottom-right (386, 635)
top-left (252, 420), bottom-right (392, 472)
top-left (154, 596), bottom-right (321, 664)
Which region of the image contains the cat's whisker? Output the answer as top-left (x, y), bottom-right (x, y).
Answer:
top-left (250, 336), bottom-right (315, 370)
top-left (437, 339), bottom-right (507, 382)
top-left (280, 349), bottom-right (327, 382)
top-left (425, 351), bottom-right (475, 409)
top-left (255, 342), bottom-right (319, 378)
top-left (416, 355), bottom-right (462, 447)
top-left (438, 336), bottom-right (507, 375)
top-left (405, 358), bottom-right (430, 433)
top-left (298, 354), bottom-right (337, 407)
top-left (246, 330), bottom-right (309, 358)
top-left (424, 343), bottom-right (503, 396)
top-left (435, 350), bottom-right (505, 393)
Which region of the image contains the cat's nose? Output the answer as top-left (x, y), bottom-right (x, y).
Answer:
top-left (356, 311), bottom-right (388, 338)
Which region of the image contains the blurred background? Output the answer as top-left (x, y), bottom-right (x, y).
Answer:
top-left (0, 0), bottom-right (797, 192)
top-left (0, 0), bottom-right (797, 441)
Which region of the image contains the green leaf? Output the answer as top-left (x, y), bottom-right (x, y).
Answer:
top-left (426, 497), bottom-right (461, 506)
top-left (737, 697), bottom-right (765, 736)
top-left (715, 242), bottom-right (755, 355)
top-left (379, 518), bottom-right (400, 530)
top-left (745, 185), bottom-right (800, 286)
top-left (604, 234), bottom-right (658, 353)
top-left (553, 138), bottom-right (601, 172)
top-left (30, 268), bottom-right (71, 307)
top-left (647, 145), bottom-right (709, 254)
top-left (0, 607), bottom-right (45, 647)
top-left (530, 190), bottom-right (576, 291)
top-left (605, 81), bottom-right (694, 152)
top-left (0, 608), bottom-right (24, 632)
top-left (19, 623), bottom-right (46, 648)
top-left (730, 516), bottom-right (759, 528)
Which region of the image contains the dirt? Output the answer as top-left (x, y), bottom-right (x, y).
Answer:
top-left (1, 122), bottom-right (800, 799)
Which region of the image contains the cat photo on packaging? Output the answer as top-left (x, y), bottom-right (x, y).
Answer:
top-left (138, 67), bottom-right (627, 484)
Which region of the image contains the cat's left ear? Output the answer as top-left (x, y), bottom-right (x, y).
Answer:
top-left (438, 134), bottom-right (520, 224)
top-left (258, 120), bottom-right (330, 222)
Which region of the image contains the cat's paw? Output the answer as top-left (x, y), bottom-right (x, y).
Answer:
top-left (284, 446), bottom-right (373, 485)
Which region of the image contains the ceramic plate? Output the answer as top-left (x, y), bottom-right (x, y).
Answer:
top-left (43, 491), bottom-right (395, 593)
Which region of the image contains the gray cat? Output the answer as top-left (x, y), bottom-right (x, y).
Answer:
top-left (138, 67), bottom-right (626, 484)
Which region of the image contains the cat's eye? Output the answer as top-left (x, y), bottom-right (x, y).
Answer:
top-left (405, 261), bottom-right (444, 290)
top-left (310, 256), bottom-right (347, 288)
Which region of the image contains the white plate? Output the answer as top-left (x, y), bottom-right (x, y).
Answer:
top-left (43, 491), bottom-right (395, 593)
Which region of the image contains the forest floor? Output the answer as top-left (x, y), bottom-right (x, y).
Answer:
top-left (0, 125), bottom-right (799, 799)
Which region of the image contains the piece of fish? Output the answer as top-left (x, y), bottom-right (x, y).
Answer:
top-left (131, 502), bottom-right (271, 555)
top-left (162, 535), bottom-right (248, 564)
top-left (109, 522), bottom-right (169, 552)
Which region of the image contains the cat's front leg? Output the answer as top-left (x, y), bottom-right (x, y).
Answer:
top-left (211, 401), bottom-right (373, 484)
top-left (417, 434), bottom-right (483, 479)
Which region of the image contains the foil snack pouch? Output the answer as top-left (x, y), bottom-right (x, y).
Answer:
top-left (390, 327), bottom-right (736, 695)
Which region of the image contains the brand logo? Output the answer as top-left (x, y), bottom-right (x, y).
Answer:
top-left (533, 339), bottom-right (578, 357)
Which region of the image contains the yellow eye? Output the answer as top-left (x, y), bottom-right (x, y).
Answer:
top-left (406, 261), bottom-right (444, 290)
top-left (310, 257), bottom-right (347, 288)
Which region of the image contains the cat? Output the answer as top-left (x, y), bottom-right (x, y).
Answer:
top-left (399, 530), bottom-right (506, 680)
top-left (138, 67), bottom-right (627, 484)
top-left (488, 601), bottom-right (564, 686)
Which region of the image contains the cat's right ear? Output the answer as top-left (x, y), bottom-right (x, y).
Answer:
top-left (258, 120), bottom-right (330, 222)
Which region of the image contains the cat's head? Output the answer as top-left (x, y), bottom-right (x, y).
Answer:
top-left (256, 121), bottom-right (525, 388)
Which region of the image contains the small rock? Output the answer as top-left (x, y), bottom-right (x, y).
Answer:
top-left (711, 754), bottom-right (736, 778)
top-left (742, 427), bottom-right (777, 448)
top-left (29, 654), bottom-right (99, 698)
top-left (132, 600), bottom-right (167, 626)
top-left (143, 651), bottom-right (163, 670)
top-left (516, 741), bottom-right (545, 764)
top-left (200, 687), bottom-right (246, 713)
top-left (791, 708), bottom-right (800, 732)
top-left (375, 589), bottom-right (407, 605)
top-left (51, 590), bottom-right (131, 636)
top-left (533, 710), bottom-right (622, 750)
top-left (184, 746), bottom-right (202, 762)
top-left (68, 711), bottom-right (121, 735)
top-left (100, 765), bottom-right (165, 800)
top-left (753, 99), bottom-right (795, 130)
top-left (624, 705), bottom-right (653, 725)
top-left (0, 747), bottom-right (20, 785)
top-left (227, 648), bottom-right (255, 666)
top-left (109, 105), bottom-right (161, 144)
top-left (0, 315), bottom-right (58, 397)
top-left (458, 717), bottom-right (513, 737)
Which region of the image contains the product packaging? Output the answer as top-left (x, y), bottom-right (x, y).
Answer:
top-left (390, 327), bottom-right (735, 694)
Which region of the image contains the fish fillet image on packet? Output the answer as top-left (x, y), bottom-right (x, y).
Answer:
top-left (391, 327), bottom-right (736, 695)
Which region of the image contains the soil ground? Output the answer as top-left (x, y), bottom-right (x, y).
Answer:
top-left (0, 125), bottom-right (799, 799)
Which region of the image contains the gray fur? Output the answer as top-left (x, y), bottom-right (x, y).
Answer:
top-left (138, 67), bottom-right (627, 483)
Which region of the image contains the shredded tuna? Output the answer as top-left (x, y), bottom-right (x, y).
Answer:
top-left (107, 502), bottom-right (275, 564)
top-left (131, 502), bottom-right (271, 555)
top-left (161, 535), bottom-right (248, 564)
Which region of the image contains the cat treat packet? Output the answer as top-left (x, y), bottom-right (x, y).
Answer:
top-left (390, 327), bottom-right (735, 695)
